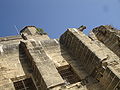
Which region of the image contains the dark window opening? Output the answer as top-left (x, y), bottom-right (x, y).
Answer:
top-left (58, 67), bottom-right (81, 85)
top-left (13, 78), bottom-right (37, 90)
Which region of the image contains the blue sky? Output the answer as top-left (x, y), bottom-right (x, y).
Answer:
top-left (0, 0), bottom-right (120, 38)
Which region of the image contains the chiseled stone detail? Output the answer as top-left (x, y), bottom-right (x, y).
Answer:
top-left (0, 25), bottom-right (120, 90)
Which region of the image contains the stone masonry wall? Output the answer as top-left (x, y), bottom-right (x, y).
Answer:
top-left (60, 28), bottom-right (120, 90)
top-left (60, 28), bottom-right (107, 76)
top-left (92, 25), bottom-right (120, 57)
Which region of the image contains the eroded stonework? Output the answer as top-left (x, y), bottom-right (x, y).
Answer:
top-left (0, 25), bottom-right (120, 90)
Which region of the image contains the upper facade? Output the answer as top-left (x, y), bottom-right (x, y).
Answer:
top-left (0, 25), bottom-right (120, 90)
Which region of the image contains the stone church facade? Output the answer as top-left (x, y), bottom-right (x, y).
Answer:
top-left (0, 25), bottom-right (120, 90)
